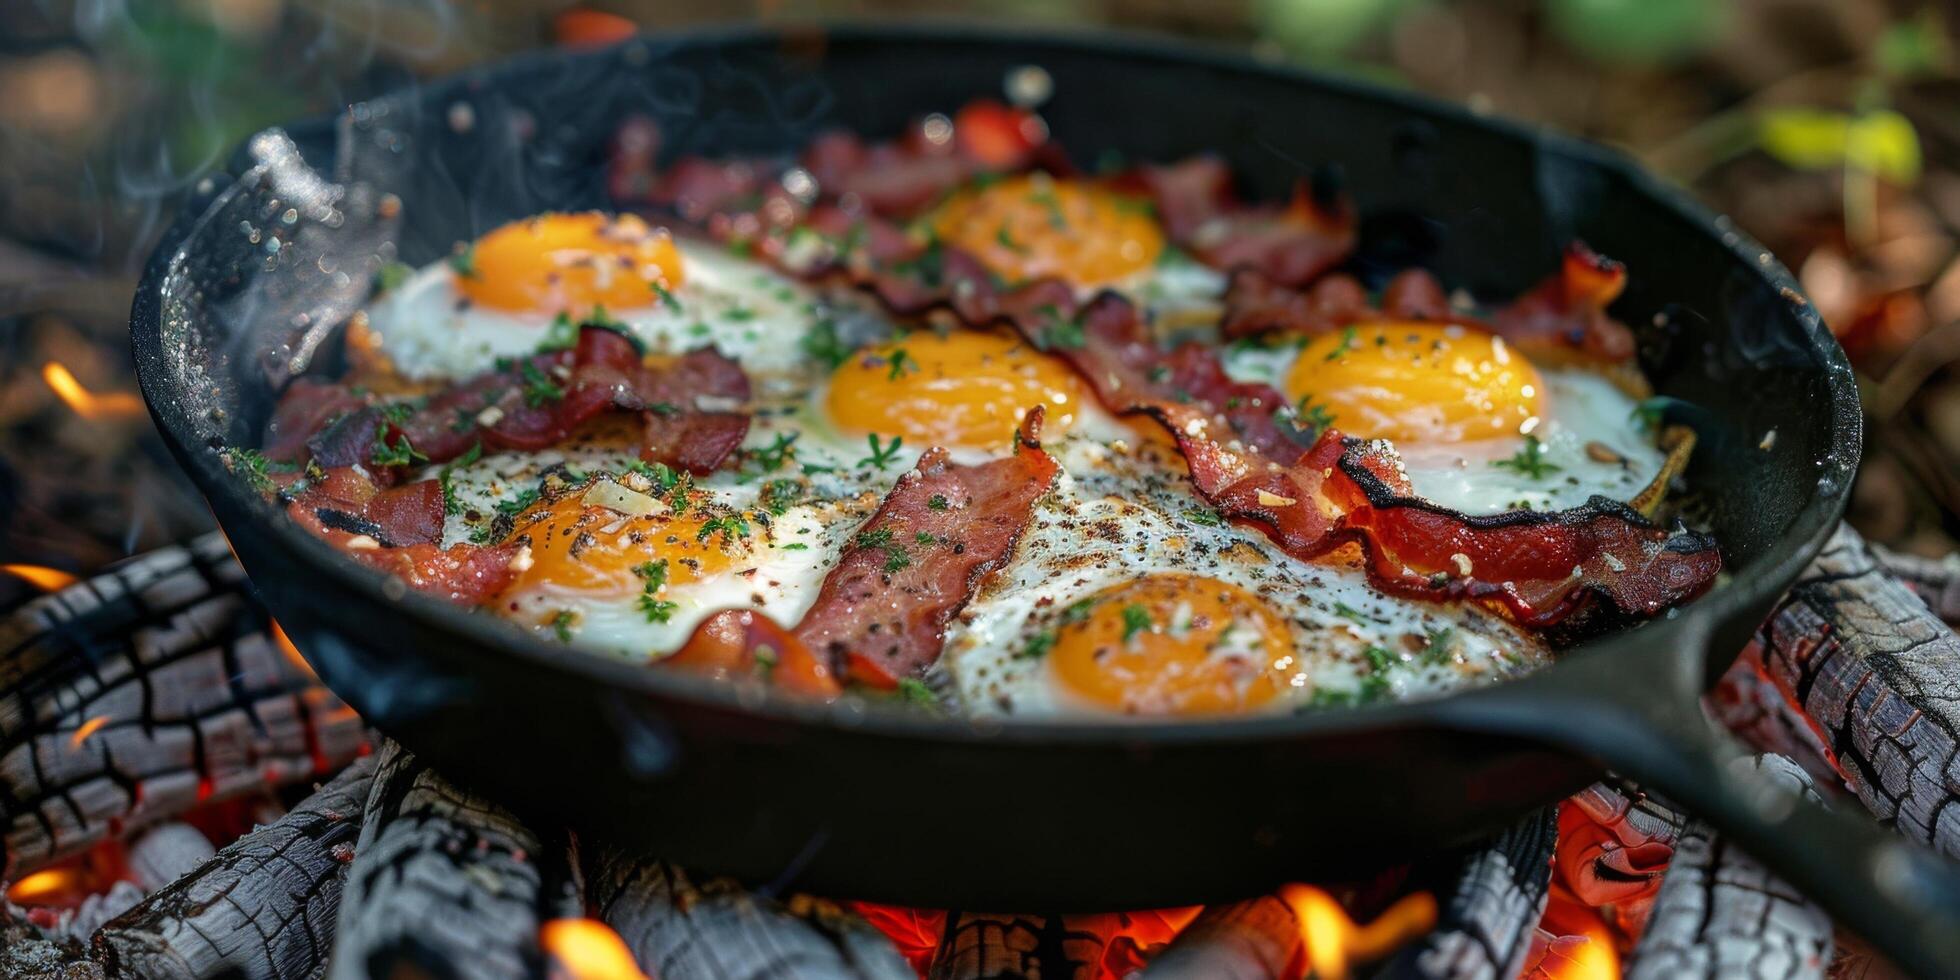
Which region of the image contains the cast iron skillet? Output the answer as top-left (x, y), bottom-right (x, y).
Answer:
top-left (130, 24), bottom-right (1960, 975)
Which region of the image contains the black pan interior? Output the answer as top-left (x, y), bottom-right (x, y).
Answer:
top-left (132, 25), bottom-right (1858, 907)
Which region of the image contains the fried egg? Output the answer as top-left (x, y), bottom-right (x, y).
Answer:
top-left (361, 212), bottom-right (820, 379)
top-left (1224, 321), bottom-right (1666, 515)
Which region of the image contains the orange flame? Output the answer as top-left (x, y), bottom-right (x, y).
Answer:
top-left (2, 564), bottom-right (78, 591)
top-left (5, 867), bottom-right (86, 906)
top-left (1525, 885), bottom-right (1623, 980)
top-left (42, 362), bottom-right (144, 420)
top-left (271, 621), bottom-right (319, 680)
top-left (69, 715), bottom-right (109, 749)
top-left (539, 918), bottom-right (648, 980)
top-left (1279, 884), bottom-right (1438, 980)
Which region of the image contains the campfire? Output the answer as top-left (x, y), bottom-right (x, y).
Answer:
top-left (3, 461), bottom-right (1940, 979)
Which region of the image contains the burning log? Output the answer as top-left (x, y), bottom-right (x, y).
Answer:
top-left (926, 911), bottom-right (1112, 980)
top-left (1865, 542), bottom-right (1960, 624)
top-left (90, 755), bottom-right (377, 979)
top-left (1753, 524), bottom-right (1960, 856)
top-left (585, 849), bottom-right (912, 980)
top-left (1376, 807), bottom-right (1558, 980)
top-left (329, 740), bottom-right (566, 980)
top-left (0, 532), bottom-right (364, 877)
top-left (1624, 756), bottom-right (1832, 980)
top-left (1138, 897), bottom-right (1300, 980)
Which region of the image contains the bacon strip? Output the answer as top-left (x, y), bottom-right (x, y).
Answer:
top-left (269, 325), bottom-right (752, 477)
top-left (1135, 156), bottom-right (1356, 286)
top-left (1139, 400), bottom-right (1721, 628)
top-left (660, 409), bottom-right (1061, 694)
top-left (279, 465), bottom-right (519, 605)
top-left (1219, 243), bottom-right (1635, 362)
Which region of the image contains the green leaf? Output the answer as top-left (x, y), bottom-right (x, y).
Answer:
top-left (1758, 108), bottom-right (1922, 186)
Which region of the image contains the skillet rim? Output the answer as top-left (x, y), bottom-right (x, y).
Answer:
top-left (129, 21), bottom-right (1861, 749)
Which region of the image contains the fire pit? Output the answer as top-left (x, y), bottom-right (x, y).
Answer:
top-left (5, 524), bottom-right (1946, 977)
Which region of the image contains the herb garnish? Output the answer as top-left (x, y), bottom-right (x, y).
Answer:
top-left (746, 432), bottom-right (799, 474)
top-left (1332, 601), bottom-right (1368, 624)
top-left (858, 433), bottom-right (904, 469)
top-left (1033, 305), bottom-right (1085, 351)
top-left (855, 526), bottom-right (912, 573)
top-left (519, 362), bottom-right (565, 408)
top-left (896, 677), bottom-right (937, 707)
top-left (633, 560), bottom-right (678, 623)
top-left (370, 423), bottom-right (427, 468)
top-left (1420, 627), bottom-right (1457, 666)
top-left (447, 244), bottom-right (476, 278)
top-left (1120, 604), bottom-right (1152, 644)
top-left (927, 494), bottom-right (950, 511)
top-left (439, 441), bottom-right (483, 515)
top-left (1492, 435), bottom-right (1559, 479)
top-left (1323, 325), bottom-right (1359, 361)
top-left (651, 280), bottom-right (682, 312)
top-left (550, 611), bottom-right (575, 642)
top-left (885, 348), bottom-right (917, 381)
top-left (1019, 631), bottom-right (1056, 660)
top-left (375, 261), bottom-right (413, 292)
top-left (696, 512), bottom-right (752, 545)
top-left (801, 318), bottom-right (851, 369)
top-left (1293, 398), bottom-right (1336, 438)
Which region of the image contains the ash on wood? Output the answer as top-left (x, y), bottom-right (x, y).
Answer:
top-left (586, 849), bottom-right (911, 980)
top-left (1867, 542), bottom-right (1960, 624)
top-left (0, 532), bottom-right (364, 877)
top-left (1754, 525), bottom-right (1960, 856)
top-left (1624, 756), bottom-right (1832, 980)
top-left (328, 741), bottom-right (561, 980)
top-left (1378, 807), bottom-right (1558, 980)
top-left (90, 755), bottom-right (377, 980)
top-left (1137, 897), bottom-right (1299, 980)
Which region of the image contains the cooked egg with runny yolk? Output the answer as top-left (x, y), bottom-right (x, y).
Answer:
top-left (459, 212), bottom-right (684, 317)
top-left (1286, 322), bottom-right (1547, 445)
top-left (824, 329), bottom-right (1083, 450)
top-left (1048, 574), bottom-right (1298, 716)
top-left (929, 174), bottom-right (1162, 288)
top-left (499, 492), bottom-right (751, 599)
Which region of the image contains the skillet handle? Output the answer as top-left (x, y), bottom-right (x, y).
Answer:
top-left (1431, 623), bottom-right (1960, 980)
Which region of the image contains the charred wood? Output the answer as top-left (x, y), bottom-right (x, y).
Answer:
top-left (90, 756), bottom-right (377, 980)
top-left (926, 911), bottom-right (1117, 980)
top-left (1376, 807), bottom-right (1558, 980)
top-left (328, 741), bottom-right (559, 980)
top-left (1866, 542), bottom-right (1960, 624)
top-left (1753, 525), bottom-right (1960, 855)
top-left (586, 848), bottom-right (911, 980)
top-left (1137, 897), bottom-right (1298, 980)
top-left (1624, 756), bottom-right (1832, 980)
top-left (0, 533), bottom-right (364, 876)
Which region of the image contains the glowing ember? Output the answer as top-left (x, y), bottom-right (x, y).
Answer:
top-left (69, 714), bottom-right (109, 749)
top-left (42, 361), bottom-right (144, 421)
top-left (1279, 883), bottom-right (1438, 980)
top-left (5, 867), bottom-right (86, 906)
top-left (539, 918), bottom-right (648, 980)
top-left (2, 563), bottom-right (78, 591)
top-left (1525, 884), bottom-right (1623, 980)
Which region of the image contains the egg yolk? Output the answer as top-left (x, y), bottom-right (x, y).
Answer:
top-left (458, 212), bottom-right (684, 317)
top-left (929, 174), bottom-right (1163, 288)
top-left (498, 492), bottom-right (749, 599)
top-left (825, 329), bottom-right (1082, 449)
top-left (1049, 574), bottom-right (1300, 716)
top-left (1285, 322), bottom-right (1547, 445)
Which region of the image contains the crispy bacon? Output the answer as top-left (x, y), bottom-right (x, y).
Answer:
top-left (1220, 244), bottom-right (1635, 362)
top-left (270, 326), bottom-right (752, 476)
top-left (1136, 156), bottom-right (1356, 286)
top-left (660, 409), bottom-right (1061, 693)
top-left (1220, 267), bottom-right (1450, 339)
top-left (1139, 401), bottom-right (1720, 627)
top-left (280, 465), bottom-right (518, 605)
top-left (797, 408), bottom-right (1061, 688)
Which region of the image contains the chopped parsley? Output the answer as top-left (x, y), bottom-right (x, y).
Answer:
top-left (1018, 630), bottom-right (1056, 660)
top-left (994, 224), bottom-right (1028, 254)
top-left (927, 493), bottom-right (951, 511)
top-left (885, 348), bottom-right (918, 381)
top-left (893, 236), bottom-right (945, 286)
top-left (914, 531), bottom-right (938, 545)
top-left (438, 441), bottom-right (484, 515)
top-left (895, 677), bottom-right (938, 708)
top-left (651, 280), bottom-right (682, 312)
top-left (447, 244), bottom-right (476, 278)
top-left (856, 526), bottom-right (912, 573)
top-left (1028, 186), bottom-right (1067, 228)
top-left (1060, 599), bottom-right (1094, 625)
top-left (1323, 325), bottom-right (1359, 361)
top-left (858, 433), bottom-right (904, 470)
top-left (762, 479), bottom-right (801, 516)
top-left (1631, 397), bottom-right (1669, 433)
top-left (1363, 644), bottom-right (1397, 674)
top-left (1492, 435), bottom-right (1560, 479)
top-left (1120, 604), bottom-right (1152, 644)
top-left (724, 305), bottom-right (756, 322)
top-left (1293, 398), bottom-right (1336, 438)
top-left (746, 432), bottom-right (799, 474)
top-left (633, 560), bottom-right (677, 623)
top-left (540, 313), bottom-right (580, 352)
top-left (519, 361), bottom-right (565, 408)
top-left (379, 401), bottom-right (417, 425)
top-left (1332, 601), bottom-right (1368, 624)
top-left (549, 610), bottom-right (576, 642)
top-left (495, 487), bottom-right (540, 519)
top-left (370, 423), bottom-right (427, 468)
top-left (1033, 305), bottom-right (1085, 351)
top-left (1420, 627), bottom-right (1457, 666)
top-left (222, 447), bottom-right (287, 495)
top-left (696, 512), bottom-right (752, 545)
top-left (1182, 507), bottom-right (1223, 527)
top-left (801, 318), bottom-right (851, 369)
